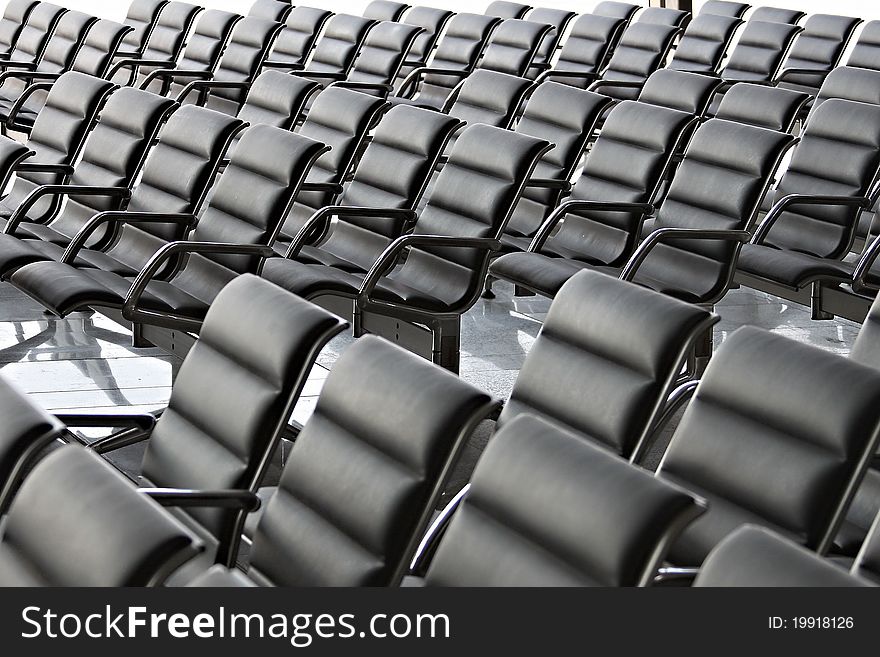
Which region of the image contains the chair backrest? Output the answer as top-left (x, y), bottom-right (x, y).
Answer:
top-left (282, 87), bottom-right (388, 239)
top-left (761, 99), bottom-right (880, 259)
top-left (318, 105), bottom-right (461, 270)
top-left (2, 72), bottom-right (116, 224)
top-left (237, 69), bottom-right (320, 132)
top-left (778, 14), bottom-right (862, 90)
top-left (175, 9), bottom-right (240, 73)
top-left (638, 69), bottom-right (723, 115)
top-left (248, 334), bottom-right (494, 587)
top-left (715, 82), bottom-right (810, 132)
top-left (445, 69), bottom-right (532, 127)
top-left (122, 0), bottom-right (168, 52)
top-left (695, 525), bottom-right (872, 587)
top-left (549, 101), bottom-right (694, 267)
top-left (34, 10), bottom-right (95, 75)
top-left (700, 0), bottom-right (749, 19)
top-left (401, 6), bottom-right (453, 66)
top-left (669, 14), bottom-right (742, 74)
top-left (526, 8), bottom-right (575, 79)
top-left (813, 66), bottom-right (880, 110)
top-left (139, 271), bottom-right (346, 546)
top-left (485, 1), bottom-right (530, 20)
top-left (107, 105), bottom-right (245, 273)
top-left (593, 1), bottom-right (639, 24)
top-left (638, 7), bottom-right (691, 28)
top-left (364, 0), bottom-right (410, 22)
top-left (0, 444), bottom-right (199, 587)
top-left (345, 20), bottom-right (422, 88)
top-left (0, 0), bottom-right (39, 53)
top-left (47, 87), bottom-right (176, 243)
top-left (477, 18), bottom-right (552, 78)
top-left (750, 6), bottom-right (805, 25)
top-left (550, 13), bottom-right (627, 88)
top-left (248, 0), bottom-right (291, 22)
top-left (425, 414), bottom-right (704, 587)
top-left (642, 119), bottom-right (794, 305)
top-left (166, 127), bottom-right (328, 305)
top-left (853, 512), bottom-right (880, 584)
top-left (303, 13), bottom-right (375, 76)
top-left (267, 6), bottom-right (332, 67)
top-left (598, 22), bottom-right (680, 100)
top-left (71, 20), bottom-right (134, 78)
top-left (413, 12), bottom-right (500, 107)
top-left (658, 326), bottom-right (880, 565)
top-left (721, 19), bottom-right (802, 82)
top-left (7, 2), bottom-right (65, 65)
top-left (137, 1), bottom-right (202, 65)
top-left (505, 84), bottom-right (613, 238)
top-left (846, 20), bottom-right (880, 71)
top-left (393, 124), bottom-right (550, 312)
top-left (501, 270), bottom-right (717, 459)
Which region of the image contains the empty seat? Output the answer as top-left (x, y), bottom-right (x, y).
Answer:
top-left (700, 1), bottom-right (749, 19)
top-left (263, 6), bottom-right (332, 69)
top-left (188, 334), bottom-right (495, 587)
top-left (484, 1), bottom-right (530, 20)
top-left (537, 13), bottom-right (627, 88)
top-left (394, 6), bottom-right (454, 90)
top-left (813, 65), bottom-right (880, 110)
top-left (714, 82), bottom-right (810, 131)
top-left (526, 8), bottom-right (576, 79)
top-left (0, 0), bottom-right (39, 56)
top-left (775, 14), bottom-right (862, 95)
top-left (749, 6), bottom-right (805, 25)
top-left (442, 69), bottom-right (533, 132)
top-left (364, 0), bottom-right (410, 22)
top-left (234, 69), bottom-right (319, 138)
top-left (120, 0), bottom-right (168, 56)
top-left (638, 7), bottom-right (691, 29)
top-left (0, 2), bottom-right (66, 71)
top-left (718, 19), bottom-right (802, 83)
top-left (248, 0), bottom-right (291, 23)
top-left (593, 2), bottom-right (640, 24)
top-left (846, 20), bottom-right (880, 71)
top-left (668, 13), bottom-right (742, 74)
top-left (637, 68), bottom-right (724, 116)
top-left (422, 414), bottom-right (705, 587)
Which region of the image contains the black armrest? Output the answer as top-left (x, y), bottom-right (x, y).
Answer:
top-left (139, 488), bottom-right (261, 512)
top-left (774, 66), bottom-right (832, 84)
top-left (332, 80), bottom-right (394, 94)
top-left (752, 194), bottom-right (872, 245)
top-left (59, 412), bottom-right (158, 454)
top-left (589, 79), bottom-right (645, 93)
top-left (293, 70), bottom-right (347, 81)
top-left (139, 67), bottom-right (213, 90)
top-left (620, 228), bottom-right (750, 281)
top-left (299, 181), bottom-right (345, 195)
top-left (526, 178), bottom-right (572, 191)
top-left (176, 79), bottom-right (250, 105)
top-left (529, 200), bottom-right (655, 252)
top-left (0, 69), bottom-right (60, 86)
top-left (6, 80), bottom-right (53, 130)
top-left (535, 68), bottom-right (600, 85)
top-left (15, 162), bottom-right (75, 175)
top-left (397, 66), bottom-right (469, 99)
top-left (261, 60), bottom-right (305, 71)
top-left (5, 185), bottom-right (131, 234)
top-left (107, 57), bottom-right (176, 80)
top-left (0, 60), bottom-right (36, 71)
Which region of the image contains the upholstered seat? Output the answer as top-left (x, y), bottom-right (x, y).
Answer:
top-left (775, 14), bottom-right (862, 96)
top-left (668, 14), bottom-right (742, 74)
top-left (0, 0), bottom-right (40, 56)
top-left (541, 13), bottom-right (626, 89)
top-left (264, 6), bottom-right (333, 69)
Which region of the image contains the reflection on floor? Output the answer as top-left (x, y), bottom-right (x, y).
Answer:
top-left (0, 279), bottom-right (862, 490)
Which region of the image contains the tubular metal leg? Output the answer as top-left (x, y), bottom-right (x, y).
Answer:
top-left (811, 282), bottom-right (834, 320)
top-left (433, 318), bottom-right (461, 374)
top-left (482, 275), bottom-right (496, 299)
top-left (513, 285), bottom-right (535, 297)
top-left (693, 324), bottom-right (714, 377)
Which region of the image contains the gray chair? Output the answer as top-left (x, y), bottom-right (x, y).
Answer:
top-left (525, 7), bottom-right (576, 80)
top-left (118, 0), bottom-right (169, 58)
top-left (263, 6), bottom-right (333, 71)
top-left (0, 0), bottom-right (40, 56)
top-left (668, 13), bottom-right (742, 75)
top-left (846, 20), bottom-right (880, 71)
top-left (593, 2), bottom-right (640, 25)
top-left (714, 82), bottom-right (810, 132)
top-left (0, 2), bottom-right (67, 73)
top-left (699, 1), bottom-right (749, 19)
top-left (364, 0), bottom-right (410, 22)
top-left (248, 0), bottom-right (291, 23)
top-left (188, 334), bottom-right (495, 587)
top-left (535, 13), bottom-right (627, 88)
top-left (393, 6), bottom-right (454, 91)
top-left (484, 1), bottom-right (530, 20)
top-left (749, 6), bottom-right (805, 25)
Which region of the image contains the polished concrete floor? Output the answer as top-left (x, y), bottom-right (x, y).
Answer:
top-left (0, 278), bottom-right (863, 489)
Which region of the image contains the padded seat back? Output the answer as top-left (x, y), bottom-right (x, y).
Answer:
top-left (659, 326), bottom-right (880, 565)
top-left (122, 0), bottom-right (167, 52)
top-left (847, 20), bottom-right (880, 71)
top-left (141, 272), bottom-right (346, 545)
top-left (283, 87), bottom-right (388, 238)
top-left (761, 99), bottom-right (880, 259)
top-left (248, 334), bottom-right (494, 587)
top-left (550, 13), bottom-right (626, 88)
top-left (749, 6), bottom-right (805, 25)
top-left (700, 0), bottom-right (749, 19)
top-left (638, 69), bottom-right (722, 115)
top-left (174, 9), bottom-right (239, 73)
top-left (0, 0), bottom-right (39, 54)
top-left (669, 14), bottom-right (742, 74)
top-left (638, 7), bottom-right (690, 28)
top-left (715, 82), bottom-right (809, 131)
top-left (237, 70), bottom-right (319, 132)
top-left (814, 66), bottom-right (880, 110)
top-left (248, 0), bottom-right (291, 22)
top-left (363, 0), bottom-right (410, 22)
top-left (446, 69), bottom-right (532, 127)
top-left (0, 445), bottom-right (199, 587)
top-left (6, 2), bottom-right (65, 65)
top-left (33, 10), bottom-right (95, 75)
top-left (346, 21), bottom-right (422, 88)
top-left (414, 13), bottom-right (500, 107)
top-left (594, 1), bottom-right (640, 24)
top-left (477, 18), bottom-right (552, 78)
top-left (854, 514), bottom-right (880, 584)
top-left (71, 20), bottom-right (134, 78)
top-left (500, 270), bottom-right (717, 459)
top-left (425, 414), bottom-right (704, 587)
top-left (0, 72), bottom-right (115, 223)
top-left (640, 119), bottom-right (794, 304)
top-left (303, 13), bottom-right (375, 77)
top-left (526, 8), bottom-right (576, 79)
top-left (550, 101), bottom-right (694, 266)
top-left (778, 14), bottom-right (861, 90)
top-left (399, 6), bottom-right (453, 71)
top-left (47, 88), bottom-right (176, 243)
top-left (505, 84), bottom-right (613, 238)
top-left (128, 1), bottom-right (201, 81)
top-left (485, 1), bottom-right (530, 19)
top-left (319, 105), bottom-right (461, 269)
top-left (169, 126), bottom-right (328, 304)
top-left (393, 124), bottom-right (550, 311)
top-left (598, 22), bottom-right (680, 100)
top-left (721, 19), bottom-right (802, 82)
top-left (267, 6), bottom-right (332, 67)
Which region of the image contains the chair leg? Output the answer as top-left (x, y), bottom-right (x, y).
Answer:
top-left (514, 285), bottom-right (535, 297)
top-left (433, 318), bottom-right (461, 374)
top-left (481, 275), bottom-right (496, 299)
top-left (811, 282), bottom-right (834, 320)
top-left (693, 324), bottom-right (714, 377)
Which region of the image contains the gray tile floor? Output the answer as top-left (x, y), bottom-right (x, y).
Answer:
top-left (0, 278), bottom-right (863, 488)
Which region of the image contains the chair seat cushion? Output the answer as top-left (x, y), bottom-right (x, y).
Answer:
top-left (295, 244), bottom-right (367, 272)
top-left (737, 243), bottom-right (855, 289)
top-left (0, 234), bottom-right (60, 275)
top-left (490, 251), bottom-right (595, 298)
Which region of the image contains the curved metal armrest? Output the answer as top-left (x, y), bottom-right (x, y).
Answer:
top-left (139, 67), bottom-right (212, 90)
top-left (107, 57), bottom-right (175, 79)
top-left (123, 241), bottom-right (275, 322)
top-left (60, 412), bottom-right (158, 454)
top-left (620, 228), bottom-right (750, 282)
top-left (6, 80), bottom-right (53, 129)
top-left (176, 79), bottom-right (249, 104)
top-left (15, 162), bottom-right (74, 175)
top-left (293, 70), bottom-right (347, 81)
top-left (332, 80), bottom-right (394, 94)
top-left (589, 79), bottom-right (645, 92)
top-left (286, 205), bottom-right (418, 259)
top-left (397, 66), bottom-right (468, 99)
top-left (535, 68), bottom-right (601, 84)
top-left (526, 178), bottom-right (572, 191)
top-left (752, 194), bottom-right (872, 245)
top-left (0, 69), bottom-right (58, 85)
top-left (262, 59), bottom-right (305, 71)
top-left (299, 181), bottom-right (344, 195)
top-left (5, 185), bottom-right (131, 234)
top-left (139, 488), bottom-right (261, 512)
top-left (0, 60), bottom-right (36, 71)
top-left (62, 211), bottom-right (198, 264)
top-left (774, 66), bottom-right (831, 84)
top-left (529, 200), bottom-right (655, 252)
top-left (357, 234), bottom-right (501, 307)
